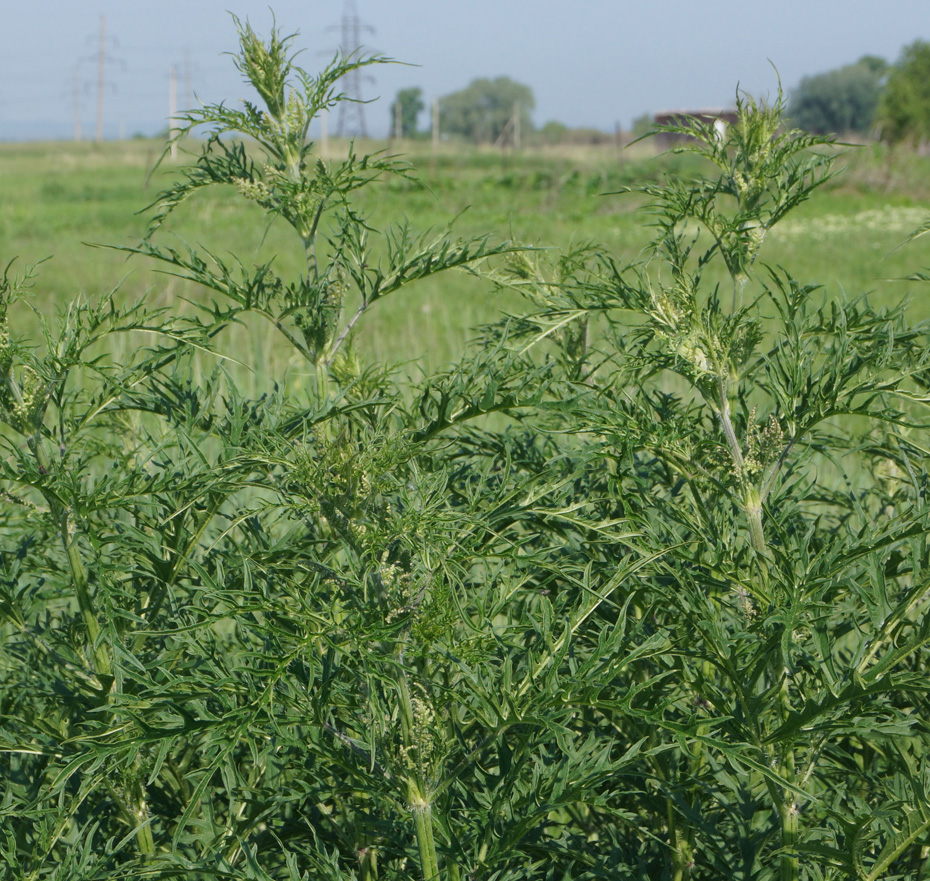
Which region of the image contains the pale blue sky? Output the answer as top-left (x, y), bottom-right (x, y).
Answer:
top-left (2, 1), bottom-right (928, 140)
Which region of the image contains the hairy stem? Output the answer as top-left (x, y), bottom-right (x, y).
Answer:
top-left (777, 665), bottom-right (799, 881)
top-left (745, 486), bottom-right (767, 555)
top-left (62, 527), bottom-right (112, 683)
top-left (359, 847), bottom-right (379, 881)
top-left (103, 769), bottom-right (156, 857)
top-left (668, 797), bottom-right (694, 881)
top-left (779, 797), bottom-right (799, 881)
top-left (717, 387), bottom-right (745, 473)
top-left (398, 673), bottom-right (441, 881)
top-left (325, 296), bottom-right (368, 367)
top-left (410, 792), bottom-right (440, 881)
top-left (716, 381), bottom-right (768, 553)
top-left (128, 773), bottom-right (156, 857)
top-left (306, 198), bottom-right (327, 281)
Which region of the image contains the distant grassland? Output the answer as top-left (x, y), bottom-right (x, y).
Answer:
top-left (1, 137), bottom-right (929, 382)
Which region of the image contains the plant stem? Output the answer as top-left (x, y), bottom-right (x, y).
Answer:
top-left (306, 199), bottom-right (327, 281)
top-left (717, 391), bottom-right (745, 473)
top-left (410, 787), bottom-right (440, 881)
top-left (30, 435), bottom-right (113, 684)
top-left (315, 355), bottom-right (329, 403)
top-left (398, 673), bottom-right (441, 881)
top-left (716, 384), bottom-right (768, 553)
top-left (745, 486), bottom-right (767, 555)
top-left (779, 797), bottom-right (799, 881)
top-left (128, 773), bottom-right (156, 856)
top-left (326, 298), bottom-right (368, 367)
top-left (667, 797), bottom-right (693, 881)
top-left (359, 847), bottom-right (379, 881)
top-left (732, 271), bottom-right (748, 314)
top-left (62, 527), bottom-right (112, 683)
top-left (103, 775), bottom-right (156, 857)
top-left (777, 668), bottom-right (799, 881)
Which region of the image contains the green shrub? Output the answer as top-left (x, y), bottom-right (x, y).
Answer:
top-left (2, 19), bottom-right (930, 881)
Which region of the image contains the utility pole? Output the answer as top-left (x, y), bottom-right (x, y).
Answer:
top-left (183, 48), bottom-right (193, 111)
top-left (168, 65), bottom-right (178, 159)
top-left (86, 14), bottom-right (121, 142)
top-left (431, 98), bottom-right (439, 172)
top-left (513, 102), bottom-right (521, 151)
top-left (95, 15), bottom-right (106, 142)
top-left (72, 64), bottom-right (82, 141)
top-left (328, 1), bottom-right (375, 137)
top-left (394, 98), bottom-right (402, 141)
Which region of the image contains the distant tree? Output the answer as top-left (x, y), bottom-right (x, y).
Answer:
top-left (389, 87), bottom-right (425, 138)
top-left (859, 54), bottom-right (890, 76)
top-left (538, 120), bottom-right (568, 144)
top-left (788, 56), bottom-right (887, 135)
top-left (630, 113), bottom-right (655, 139)
top-left (877, 40), bottom-right (930, 144)
top-left (439, 77), bottom-right (534, 144)
top-left (534, 121), bottom-right (611, 147)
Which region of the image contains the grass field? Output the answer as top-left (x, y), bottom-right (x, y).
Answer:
top-left (2, 136), bottom-right (929, 382)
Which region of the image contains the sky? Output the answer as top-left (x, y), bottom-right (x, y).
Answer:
top-left (2, 1), bottom-right (928, 141)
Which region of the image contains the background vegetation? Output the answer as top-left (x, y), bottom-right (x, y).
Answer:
top-left (389, 87), bottom-right (425, 139)
top-left (2, 135), bottom-right (929, 375)
top-left (438, 76), bottom-right (535, 145)
top-left (788, 39), bottom-right (930, 143)
top-left (878, 40), bottom-right (930, 146)
top-left (385, 38), bottom-right (930, 148)
top-left (787, 56), bottom-right (887, 136)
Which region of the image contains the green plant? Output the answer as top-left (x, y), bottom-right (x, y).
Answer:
top-left (439, 76), bottom-right (535, 145)
top-left (3, 19), bottom-right (930, 881)
top-left (390, 87), bottom-right (425, 138)
top-left (0, 18), bottom-right (642, 881)
top-left (878, 39), bottom-right (930, 144)
top-left (127, 16), bottom-right (513, 385)
top-left (493, 92), bottom-right (930, 879)
top-left (788, 56), bottom-right (887, 136)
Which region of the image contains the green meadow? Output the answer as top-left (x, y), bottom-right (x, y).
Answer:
top-left (2, 137), bottom-right (929, 381)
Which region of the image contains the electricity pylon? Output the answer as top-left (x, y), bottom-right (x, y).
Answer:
top-left (328, 0), bottom-right (375, 137)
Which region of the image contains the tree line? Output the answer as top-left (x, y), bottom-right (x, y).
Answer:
top-left (789, 40), bottom-right (930, 143)
top-left (391, 38), bottom-right (930, 147)
top-left (390, 76), bottom-right (534, 144)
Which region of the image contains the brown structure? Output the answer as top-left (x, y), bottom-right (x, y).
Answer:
top-left (652, 109), bottom-right (739, 148)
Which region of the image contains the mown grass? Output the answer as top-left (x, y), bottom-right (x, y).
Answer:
top-left (1, 137), bottom-right (929, 381)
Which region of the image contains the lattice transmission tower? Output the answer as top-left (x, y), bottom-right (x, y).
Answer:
top-left (328, 0), bottom-right (376, 137)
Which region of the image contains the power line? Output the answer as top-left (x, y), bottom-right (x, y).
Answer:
top-left (327, 0), bottom-right (376, 138)
top-left (93, 15), bottom-right (122, 142)
top-left (73, 14), bottom-right (122, 141)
